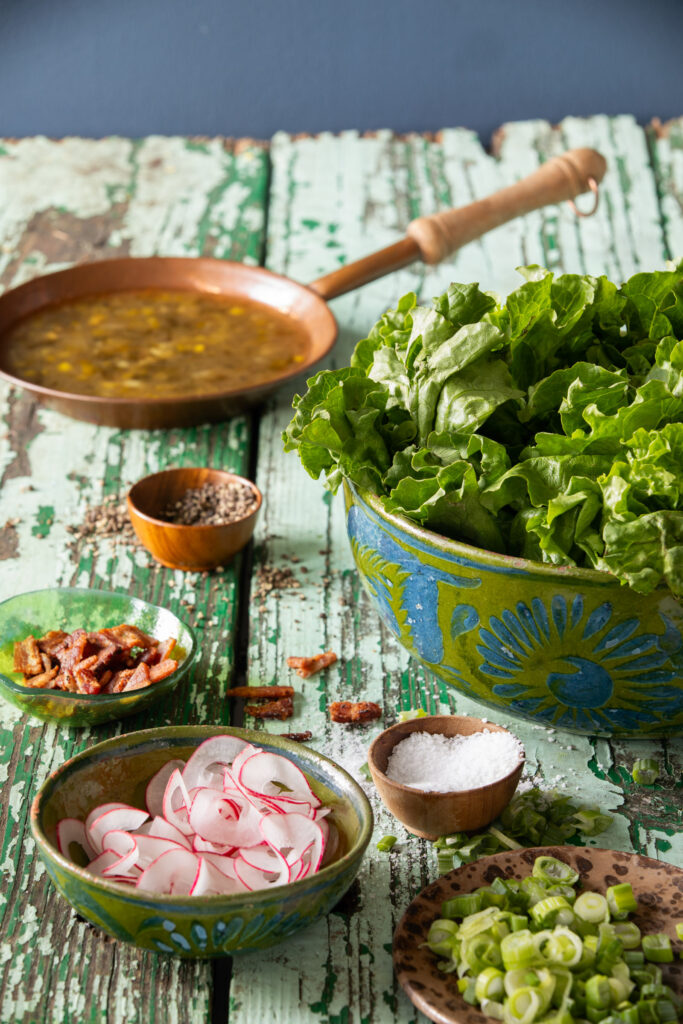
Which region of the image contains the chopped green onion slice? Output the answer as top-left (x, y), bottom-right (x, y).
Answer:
top-left (474, 967), bottom-right (505, 1002)
top-left (585, 974), bottom-right (611, 1010)
top-left (642, 933), bottom-right (674, 963)
top-left (574, 891), bottom-right (609, 924)
top-left (529, 896), bottom-right (573, 928)
top-left (675, 921), bottom-right (683, 941)
top-left (606, 882), bottom-right (638, 917)
top-left (376, 835), bottom-right (397, 852)
top-left (501, 930), bottom-right (538, 970)
top-left (442, 893), bottom-right (483, 919)
top-left (540, 926), bottom-right (583, 967)
top-left (508, 987), bottom-right (544, 1024)
top-left (632, 758), bottom-right (659, 785)
top-left (532, 856), bottom-right (579, 886)
top-left (425, 918), bottom-right (459, 958)
top-left (612, 920), bottom-right (642, 949)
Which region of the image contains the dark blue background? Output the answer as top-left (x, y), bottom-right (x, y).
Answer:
top-left (2, 0), bottom-right (681, 141)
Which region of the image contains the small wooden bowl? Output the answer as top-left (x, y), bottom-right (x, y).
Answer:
top-left (127, 467), bottom-right (262, 571)
top-left (368, 715), bottom-right (524, 839)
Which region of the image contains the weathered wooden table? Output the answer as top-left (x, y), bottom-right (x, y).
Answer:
top-left (1, 116), bottom-right (682, 1024)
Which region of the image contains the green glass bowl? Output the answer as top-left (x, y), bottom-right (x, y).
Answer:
top-left (0, 587), bottom-right (196, 727)
top-left (30, 725), bottom-right (374, 957)
top-left (345, 483), bottom-right (683, 737)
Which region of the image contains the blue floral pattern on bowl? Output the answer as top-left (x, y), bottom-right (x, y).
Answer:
top-left (345, 483), bottom-right (683, 737)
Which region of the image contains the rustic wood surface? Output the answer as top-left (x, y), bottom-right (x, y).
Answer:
top-left (0, 118), bottom-right (681, 1024)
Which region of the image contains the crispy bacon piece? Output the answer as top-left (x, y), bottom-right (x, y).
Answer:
top-left (109, 669), bottom-right (135, 693)
top-left (286, 650), bottom-right (338, 678)
top-left (13, 636), bottom-right (43, 676)
top-left (98, 624), bottom-right (155, 651)
top-left (15, 622), bottom-right (177, 695)
top-left (245, 696), bottom-right (294, 720)
top-left (148, 659), bottom-right (178, 683)
top-left (225, 685), bottom-right (294, 699)
top-left (121, 662), bottom-right (151, 692)
top-left (329, 701), bottom-right (382, 724)
top-left (24, 664), bottom-right (60, 689)
top-left (37, 630), bottom-right (69, 656)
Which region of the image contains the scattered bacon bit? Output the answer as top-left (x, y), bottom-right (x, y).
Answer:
top-left (277, 731), bottom-right (313, 743)
top-left (14, 623), bottom-right (178, 696)
top-left (225, 685), bottom-right (295, 699)
top-left (329, 701), bottom-right (382, 724)
top-left (245, 696), bottom-right (294, 720)
top-left (286, 650), bottom-right (338, 678)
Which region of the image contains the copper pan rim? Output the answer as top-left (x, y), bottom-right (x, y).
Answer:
top-left (0, 257), bottom-right (339, 427)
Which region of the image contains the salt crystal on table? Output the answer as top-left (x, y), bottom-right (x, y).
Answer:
top-left (385, 729), bottom-right (524, 792)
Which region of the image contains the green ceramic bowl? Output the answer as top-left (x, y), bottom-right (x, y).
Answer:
top-left (0, 587), bottom-right (196, 727)
top-left (345, 483), bottom-right (683, 737)
top-left (31, 725), bottom-right (374, 956)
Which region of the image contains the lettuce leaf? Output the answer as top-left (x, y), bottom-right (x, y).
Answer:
top-left (284, 265), bottom-right (683, 596)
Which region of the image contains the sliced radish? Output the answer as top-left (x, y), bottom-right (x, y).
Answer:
top-left (136, 815), bottom-right (194, 850)
top-left (237, 751), bottom-right (321, 807)
top-left (234, 855), bottom-right (288, 891)
top-left (85, 849), bottom-right (122, 876)
top-left (190, 857), bottom-right (245, 896)
top-left (85, 802), bottom-right (129, 837)
top-left (145, 759), bottom-right (186, 816)
top-left (100, 831), bottom-right (139, 877)
top-left (136, 848), bottom-right (199, 895)
top-left (192, 835), bottom-right (236, 856)
top-left (56, 818), bottom-right (95, 861)
top-left (182, 735), bottom-right (251, 791)
top-left (88, 806), bottom-right (149, 855)
top-left (63, 734), bottom-right (334, 897)
top-left (161, 769), bottom-right (193, 836)
top-left (260, 813), bottom-right (325, 870)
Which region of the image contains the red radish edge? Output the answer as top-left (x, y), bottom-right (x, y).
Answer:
top-left (58, 734), bottom-right (331, 896)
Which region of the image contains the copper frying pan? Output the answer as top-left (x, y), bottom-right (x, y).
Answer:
top-left (0, 148), bottom-right (606, 429)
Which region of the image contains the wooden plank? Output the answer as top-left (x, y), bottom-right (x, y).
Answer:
top-left (0, 136), bottom-right (269, 1023)
top-left (231, 118), bottom-right (682, 1024)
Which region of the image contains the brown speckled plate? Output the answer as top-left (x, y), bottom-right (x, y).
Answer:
top-left (393, 846), bottom-right (683, 1024)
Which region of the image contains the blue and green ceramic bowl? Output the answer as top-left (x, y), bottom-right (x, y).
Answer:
top-left (31, 725), bottom-right (373, 957)
top-left (345, 483), bottom-right (683, 737)
top-left (0, 587), bottom-right (196, 727)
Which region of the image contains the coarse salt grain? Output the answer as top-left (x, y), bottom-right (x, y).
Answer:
top-left (385, 729), bottom-right (524, 792)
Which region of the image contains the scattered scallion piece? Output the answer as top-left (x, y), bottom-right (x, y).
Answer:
top-left (632, 758), bottom-right (660, 785)
top-left (397, 708), bottom-right (428, 722)
top-left (433, 789), bottom-right (612, 873)
top-left (376, 834), bottom-right (397, 853)
top-left (358, 762), bottom-right (372, 781)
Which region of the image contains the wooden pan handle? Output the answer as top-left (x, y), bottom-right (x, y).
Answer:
top-left (308, 148), bottom-right (607, 301)
top-left (406, 147), bottom-right (607, 264)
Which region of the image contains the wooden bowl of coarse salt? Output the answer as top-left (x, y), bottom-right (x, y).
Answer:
top-left (368, 715), bottom-right (525, 839)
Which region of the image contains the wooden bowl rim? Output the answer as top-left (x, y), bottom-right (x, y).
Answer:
top-left (368, 714), bottom-right (525, 799)
top-left (127, 468), bottom-right (263, 533)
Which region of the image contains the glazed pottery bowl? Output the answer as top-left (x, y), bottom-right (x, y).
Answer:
top-left (127, 467), bottom-right (262, 571)
top-left (0, 588), bottom-right (196, 727)
top-left (30, 725), bottom-right (374, 957)
top-left (344, 483), bottom-right (683, 737)
top-left (368, 715), bottom-right (524, 839)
